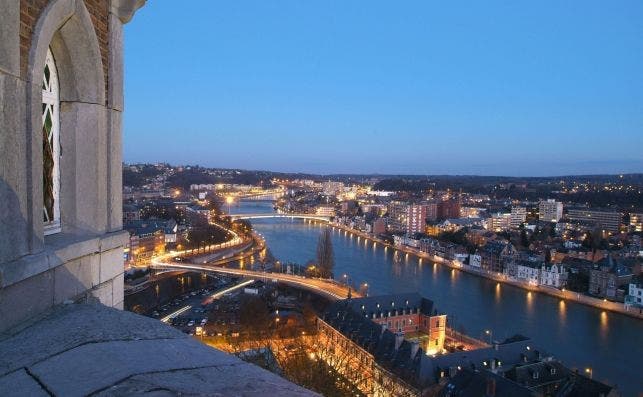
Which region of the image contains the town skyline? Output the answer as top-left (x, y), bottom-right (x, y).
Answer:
top-left (123, 161), bottom-right (643, 179)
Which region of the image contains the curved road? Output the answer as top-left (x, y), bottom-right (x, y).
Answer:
top-left (152, 260), bottom-right (356, 301)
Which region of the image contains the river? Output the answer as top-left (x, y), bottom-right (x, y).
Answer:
top-left (232, 200), bottom-right (641, 395)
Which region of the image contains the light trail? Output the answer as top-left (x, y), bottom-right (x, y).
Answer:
top-left (160, 305), bottom-right (192, 323)
top-left (208, 279), bottom-right (256, 300)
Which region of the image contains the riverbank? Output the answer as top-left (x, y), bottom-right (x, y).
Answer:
top-left (325, 221), bottom-right (643, 320)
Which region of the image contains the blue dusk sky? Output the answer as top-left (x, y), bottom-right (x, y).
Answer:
top-left (123, 1), bottom-right (643, 176)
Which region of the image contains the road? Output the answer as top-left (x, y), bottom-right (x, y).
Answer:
top-left (152, 261), bottom-right (357, 301)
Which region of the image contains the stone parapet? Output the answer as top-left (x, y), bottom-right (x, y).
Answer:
top-left (0, 230), bottom-right (128, 333)
top-left (0, 303), bottom-right (317, 396)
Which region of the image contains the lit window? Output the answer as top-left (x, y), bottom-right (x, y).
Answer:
top-left (42, 48), bottom-right (61, 235)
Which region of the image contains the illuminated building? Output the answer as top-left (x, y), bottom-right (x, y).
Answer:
top-left (567, 208), bottom-right (622, 233)
top-left (487, 212), bottom-right (512, 232)
top-left (510, 206), bottom-right (527, 228)
top-left (629, 212), bottom-right (642, 232)
top-left (317, 293), bottom-right (447, 395)
top-left (538, 199), bottom-right (563, 222)
top-left (407, 204), bottom-right (431, 234)
top-left (315, 205), bottom-right (336, 217)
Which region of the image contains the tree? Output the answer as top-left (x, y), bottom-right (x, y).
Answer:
top-left (239, 295), bottom-right (272, 334)
top-left (316, 229), bottom-right (335, 279)
top-left (520, 227), bottom-right (529, 248)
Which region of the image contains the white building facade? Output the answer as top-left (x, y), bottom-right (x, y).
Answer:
top-left (540, 263), bottom-right (568, 288)
top-left (539, 199), bottom-right (563, 222)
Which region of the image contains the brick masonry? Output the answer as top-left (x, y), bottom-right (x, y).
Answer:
top-left (19, 0), bottom-right (110, 104)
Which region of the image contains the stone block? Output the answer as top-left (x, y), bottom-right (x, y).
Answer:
top-left (101, 365), bottom-right (318, 396)
top-left (0, 0), bottom-right (19, 76)
top-left (48, 234), bottom-right (100, 265)
top-left (82, 253), bottom-right (101, 288)
top-left (0, 269), bottom-right (54, 333)
top-left (58, 102), bottom-right (108, 234)
top-left (0, 72), bottom-right (29, 264)
top-left (100, 248), bottom-right (123, 284)
top-left (29, 338), bottom-right (242, 397)
top-left (0, 368), bottom-right (48, 397)
top-left (90, 280), bottom-right (113, 307)
top-left (100, 230), bottom-right (128, 251)
top-left (112, 272), bottom-right (124, 309)
top-left (106, 110), bottom-right (123, 232)
top-left (107, 14), bottom-right (124, 111)
top-left (54, 256), bottom-right (100, 304)
top-left (27, 81), bottom-right (44, 252)
top-left (0, 304), bottom-right (185, 376)
top-left (0, 252), bottom-right (49, 289)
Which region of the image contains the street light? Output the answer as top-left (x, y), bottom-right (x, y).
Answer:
top-left (585, 367), bottom-right (593, 379)
top-left (485, 329), bottom-right (493, 344)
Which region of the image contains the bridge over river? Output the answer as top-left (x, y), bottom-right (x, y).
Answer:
top-left (230, 213), bottom-right (331, 222)
top-left (152, 260), bottom-right (355, 301)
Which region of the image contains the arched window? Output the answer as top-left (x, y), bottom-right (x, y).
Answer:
top-left (42, 48), bottom-right (60, 235)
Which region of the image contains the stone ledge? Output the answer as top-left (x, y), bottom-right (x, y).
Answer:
top-left (0, 303), bottom-right (317, 396)
top-left (0, 369), bottom-right (48, 397)
top-left (97, 364), bottom-right (316, 397)
top-left (0, 230), bottom-right (128, 289)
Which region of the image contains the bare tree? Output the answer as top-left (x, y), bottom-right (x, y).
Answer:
top-left (316, 228), bottom-right (335, 279)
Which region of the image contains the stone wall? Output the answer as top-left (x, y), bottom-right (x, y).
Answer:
top-left (0, 0), bottom-right (145, 334)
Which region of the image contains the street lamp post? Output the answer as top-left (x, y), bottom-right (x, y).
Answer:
top-left (485, 329), bottom-right (493, 344)
top-left (585, 367), bottom-right (593, 379)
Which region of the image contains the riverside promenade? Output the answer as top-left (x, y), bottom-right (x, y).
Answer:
top-left (327, 222), bottom-right (643, 320)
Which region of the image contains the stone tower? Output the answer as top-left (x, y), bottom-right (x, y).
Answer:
top-left (0, 0), bottom-right (145, 333)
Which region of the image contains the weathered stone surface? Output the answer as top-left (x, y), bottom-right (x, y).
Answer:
top-left (99, 229), bottom-right (129, 251)
top-left (0, 304), bottom-right (316, 396)
top-left (0, 0), bottom-right (19, 76)
top-left (99, 365), bottom-right (317, 397)
top-left (106, 109), bottom-right (123, 232)
top-left (107, 14), bottom-right (124, 111)
top-left (99, 246), bottom-right (123, 284)
top-left (54, 257), bottom-right (99, 304)
top-left (0, 252), bottom-right (49, 289)
top-left (59, 102), bottom-right (108, 234)
top-left (0, 369), bottom-right (48, 397)
top-left (90, 278), bottom-right (113, 306)
top-left (0, 304), bottom-right (184, 375)
top-left (0, 72), bottom-right (28, 265)
top-left (30, 338), bottom-right (240, 397)
top-left (112, 271), bottom-right (125, 308)
top-left (110, 0), bottom-right (146, 24)
top-left (46, 233), bottom-right (100, 266)
top-left (0, 269), bottom-right (54, 336)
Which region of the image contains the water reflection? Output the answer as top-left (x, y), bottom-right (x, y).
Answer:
top-left (494, 283), bottom-right (501, 303)
top-left (600, 311), bottom-right (608, 340)
top-left (558, 300), bottom-right (566, 326)
top-left (526, 291), bottom-right (534, 315)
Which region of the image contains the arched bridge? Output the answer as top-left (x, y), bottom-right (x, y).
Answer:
top-left (230, 213), bottom-right (331, 222)
top-left (152, 261), bottom-right (353, 301)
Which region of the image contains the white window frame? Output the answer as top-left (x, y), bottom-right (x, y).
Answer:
top-left (42, 48), bottom-right (61, 235)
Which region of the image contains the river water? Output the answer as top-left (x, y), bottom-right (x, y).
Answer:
top-left (232, 200), bottom-right (641, 395)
